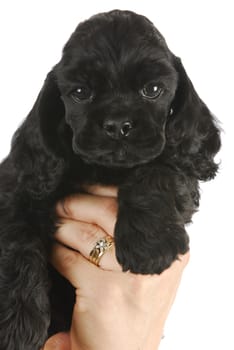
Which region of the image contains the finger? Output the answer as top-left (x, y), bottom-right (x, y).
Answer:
top-left (42, 332), bottom-right (70, 350)
top-left (51, 243), bottom-right (118, 288)
top-left (51, 243), bottom-right (96, 287)
top-left (55, 220), bottom-right (121, 271)
top-left (83, 184), bottom-right (118, 197)
top-left (51, 242), bottom-right (120, 288)
top-left (56, 194), bottom-right (117, 236)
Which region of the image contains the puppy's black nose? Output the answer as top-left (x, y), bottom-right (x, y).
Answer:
top-left (103, 120), bottom-right (133, 139)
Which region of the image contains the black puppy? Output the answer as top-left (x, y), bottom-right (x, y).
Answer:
top-left (0, 10), bottom-right (220, 350)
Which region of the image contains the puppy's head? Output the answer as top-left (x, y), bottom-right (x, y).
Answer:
top-left (36, 10), bottom-right (220, 178)
top-left (52, 10), bottom-right (178, 168)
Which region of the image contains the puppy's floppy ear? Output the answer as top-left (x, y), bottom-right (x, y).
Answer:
top-left (166, 57), bottom-right (221, 180)
top-left (11, 71), bottom-right (69, 198)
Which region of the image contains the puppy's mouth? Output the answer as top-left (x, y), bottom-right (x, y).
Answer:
top-left (73, 141), bottom-right (164, 168)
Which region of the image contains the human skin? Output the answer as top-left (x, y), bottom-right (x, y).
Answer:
top-left (43, 186), bottom-right (190, 350)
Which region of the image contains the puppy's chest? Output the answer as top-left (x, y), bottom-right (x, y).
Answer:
top-left (65, 164), bottom-right (133, 192)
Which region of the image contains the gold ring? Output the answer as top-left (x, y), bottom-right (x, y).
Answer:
top-left (89, 237), bottom-right (114, 266)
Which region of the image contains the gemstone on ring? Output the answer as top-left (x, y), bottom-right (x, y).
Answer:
top-left (89, 237), bottom-right (114, 266)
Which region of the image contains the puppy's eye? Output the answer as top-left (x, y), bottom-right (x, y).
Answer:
top-left (140, 82), bottom-right (163, 99)
top-left (71, 86), bottom-right (93, 102)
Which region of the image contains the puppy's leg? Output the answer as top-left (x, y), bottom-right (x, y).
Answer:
top-left (0, 227), bottom-right (50, 350)
top-left (115, 173), bottom-right (192, 274)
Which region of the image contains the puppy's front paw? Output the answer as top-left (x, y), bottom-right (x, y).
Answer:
top-left (114, 217), bottom-right (189, 274)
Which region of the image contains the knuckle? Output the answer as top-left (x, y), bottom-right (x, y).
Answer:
top-left (55, 219), bottom-right (70, 238)
top-left (88, 224), bottom-right (101, 238)
top-left (57, 197), bottom-right (72, 218)
top-left (57, 194), bottom-right (79, 218)
top-left (62, 250), bottom-right (77, 269)
top-left (101, 197), bottom-right (118, 217)
top-left (81, 224), bottom-right (103, 245)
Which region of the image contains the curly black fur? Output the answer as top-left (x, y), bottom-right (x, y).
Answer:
top-left (0, 10), bottom-right (221, 349)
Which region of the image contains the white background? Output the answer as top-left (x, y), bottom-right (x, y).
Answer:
top-left (0, 1), bottom-right (233, 349)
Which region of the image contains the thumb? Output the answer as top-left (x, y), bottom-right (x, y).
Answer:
top-left (42, 332), bottom-right (70, 350)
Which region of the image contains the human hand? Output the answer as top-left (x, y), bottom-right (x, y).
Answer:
top-left (43, 186), bottom-right (189, 350)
